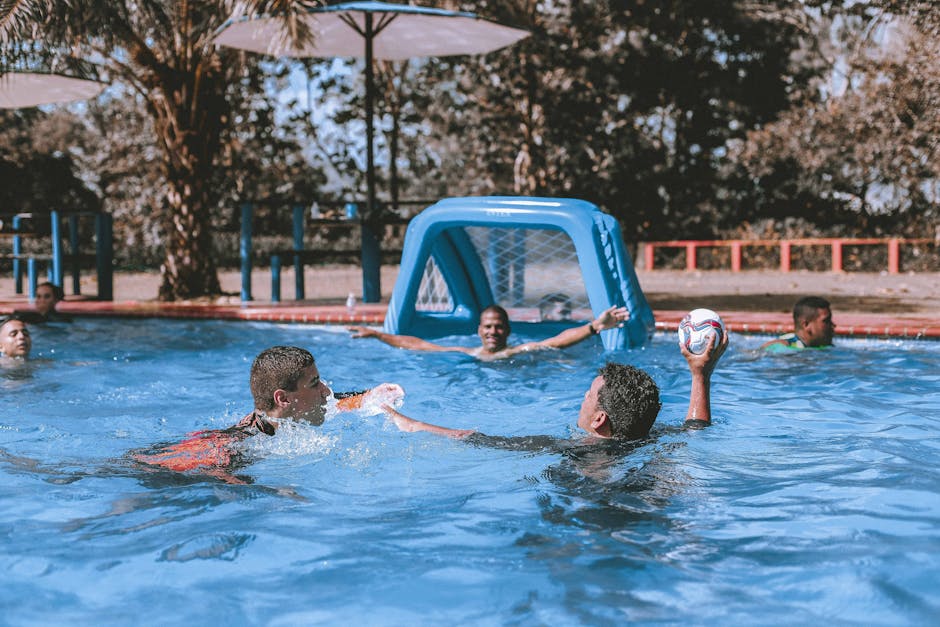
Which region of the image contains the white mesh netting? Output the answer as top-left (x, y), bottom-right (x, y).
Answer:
top-left (414, 226), bottom-right (591, 321)
top-left (414, 256), bottom-right (454, 312)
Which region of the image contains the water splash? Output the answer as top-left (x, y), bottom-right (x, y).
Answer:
top-left (241, 419), bottom-right (337, 459)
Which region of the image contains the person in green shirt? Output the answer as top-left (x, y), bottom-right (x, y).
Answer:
top-left (760, 296), bottom-right (836, 352)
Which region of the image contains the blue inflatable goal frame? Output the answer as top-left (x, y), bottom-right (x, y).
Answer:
top-left (384, 196), bottom-right (655, 349)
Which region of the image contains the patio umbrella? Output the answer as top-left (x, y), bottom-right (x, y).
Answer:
top-left (0, 71), bottom-right (106, 108)
top-left (214, 1), bottom-right (529, 301)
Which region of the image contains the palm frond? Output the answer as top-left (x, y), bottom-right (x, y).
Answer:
top-left (0, 0), bottom-right (43, 45)
top-left (226, 0), bottom-right (320, 53)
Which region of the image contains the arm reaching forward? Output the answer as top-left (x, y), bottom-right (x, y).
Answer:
top-left (507, 305), bottom-right (630, 355)
top-left (680, 330), bottom-right (729, 426)
top-left (382, 404), bottom-right (476, 439)
top-left (348, 326), bottom-right (475, 355)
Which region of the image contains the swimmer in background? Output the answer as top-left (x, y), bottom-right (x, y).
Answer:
top-left (15, 282), bottom-right (73, 324)
top-left (539, 292), bottom-right (573, 321)
top-left (132, 345), bottom-right (404, 482)
top-left (382, 331), bottom-right (728, 443)
top-left (760, 296), bottom-right (836, 352)
top-left (0, 314), bottom-right (32, 361)
top-left (348, 304), bottom-right (629, 361)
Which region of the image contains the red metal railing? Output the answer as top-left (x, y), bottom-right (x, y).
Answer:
top-left (641, 237), bottom-right (934, 273)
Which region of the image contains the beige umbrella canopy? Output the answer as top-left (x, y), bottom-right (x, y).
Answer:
top-left (215, 1), bottom-right (529, 301)
top-left (214, 1), bottom-right (530, 60)
top-left (0, 71), bottom-right (106, 108)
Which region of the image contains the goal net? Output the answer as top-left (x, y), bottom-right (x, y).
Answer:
top-left (414, 225), bottom-right (591, 322)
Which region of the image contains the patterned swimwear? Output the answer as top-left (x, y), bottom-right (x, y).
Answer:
top-left (131, 411), bottom-right (276, 472)
top-left (763, 332), bottom-right (808, 353)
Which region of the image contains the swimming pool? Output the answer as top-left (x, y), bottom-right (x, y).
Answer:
top-left (2, 319), bottom-right (938, 624)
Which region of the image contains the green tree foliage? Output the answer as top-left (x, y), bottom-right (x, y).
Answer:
top-left (3, 0), bottom-right (935, 288)
top-left (321, 0), bottom-right (935, 242)
top-left (734, 1), bottom-right (939, 237)
top-left (0, 108), bottom-right (101, 217)
top-left (360, 0), bottom-right (806, 241)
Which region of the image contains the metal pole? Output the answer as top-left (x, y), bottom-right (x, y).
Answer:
top-left (362, 14), bottom-right (381, 303)
top-left (69, 214), bottom-right (81, 295)
top-left (271, 254), bottom-right (281, 303)
top-left (12, 215), bottom-right (22, 294)
top-left (292, 204), bottom-right (305, 300)
top-left (240, 202), bottom-right (253, 302)
top-left (51, 210), bottom-right (63, 286)
top-left (365, 13), bottom-right (375, 228)
top-left (94, 213), bottom-right (113, 300)
top-left (27, 257), bottom-right (37, 301)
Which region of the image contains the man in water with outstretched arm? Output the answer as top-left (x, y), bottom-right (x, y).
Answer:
top-left (348, 304), bottom-right (629, 361)
top-left (383, 332), bottom-right (728, 442)
top-left (133, 346), bottom-right (403, 482)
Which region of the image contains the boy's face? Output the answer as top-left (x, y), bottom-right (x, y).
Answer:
top-left (282, 364), bottom-right (331, 425)
top-left (803, 307), bottom-right (835, 347)
top-left (541, 301), bottom-right (571, 321)
top-left (577, 375), bottom-right (606, 436)
top-left (0, 320), bottom-right (31, 358)
top-left (35, 285), bottom-right (58, 316)
top-left (477, 311), bottom-right (510, 352)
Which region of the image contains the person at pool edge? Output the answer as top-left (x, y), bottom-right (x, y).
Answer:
top-left (0, 314), bottom-right (32, 360)
top-left (382, 329), bottom-right (728, 441)
top-left (760, 296), bottom-right (836, 352)
top-left (15, 282), bottom-right (72, 323)
top-left (348, 304), bottom-right (629, 361)
top-left (539, 292), bottom-right (573, 321)
top-left (133, 345), bottom-right (403, 480)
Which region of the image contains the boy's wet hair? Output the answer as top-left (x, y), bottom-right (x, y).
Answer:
top-left (538, 292), bottom-right (572, 319)
top-left (37, 282), bottom-right (65, 301)
top-left (250, 346), bottom-right (315, 411)
top-left (0, 313), bottom-right (28, 330)
top-left (597, 362), bottom-right (662, 440)
top-left (480, 304), bottom-right (510, 325)
top-left (793, 296), bottom-right (831, 325)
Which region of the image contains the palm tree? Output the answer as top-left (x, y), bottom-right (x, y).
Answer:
top-left (0, 1), bottom-right (315, 300)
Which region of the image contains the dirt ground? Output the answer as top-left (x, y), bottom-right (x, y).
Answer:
top-left (9, 266), bottom-right (934, 315)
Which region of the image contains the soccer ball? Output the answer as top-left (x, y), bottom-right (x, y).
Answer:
top-left (677, 308), bottom-right (725, 354)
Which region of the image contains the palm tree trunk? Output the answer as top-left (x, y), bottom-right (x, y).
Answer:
top-left (148, 62), bottom-right (227, 301)
top-left (158, 185), bottom-right (222, 300)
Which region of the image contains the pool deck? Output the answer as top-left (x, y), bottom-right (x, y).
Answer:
top-left (2, 296), bottom-right (936, 340)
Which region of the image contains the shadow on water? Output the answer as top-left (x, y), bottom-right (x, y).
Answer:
top-left (478, 431), bottom-right (711, 623)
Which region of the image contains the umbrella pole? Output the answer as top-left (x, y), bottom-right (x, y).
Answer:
top-left (361, 12), bottom-right (382, 303)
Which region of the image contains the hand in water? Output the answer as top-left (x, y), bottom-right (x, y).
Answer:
top-left (358, 383), bottom-right (405, 415)
top-left (347, 326), bottom-right (378, 339)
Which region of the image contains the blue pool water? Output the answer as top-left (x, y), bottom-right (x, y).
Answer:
top-left (2, 319), bottom-right (939, 625)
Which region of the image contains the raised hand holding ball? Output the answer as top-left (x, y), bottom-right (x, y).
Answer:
top-left (678, 308), bottom-right (726, 354)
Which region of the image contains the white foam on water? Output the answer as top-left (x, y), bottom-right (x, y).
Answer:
top-left (241, 419), bottom-right (337, 458)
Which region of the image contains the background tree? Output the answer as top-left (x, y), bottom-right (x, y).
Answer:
top-left (0, 108), bottom-right (101, 219)
top-left (733, 0), bottom-right (939, 237)
top-left (0, 1), bottom-right (318, 300)
top-left (3, 0), bottom-right (936, 289)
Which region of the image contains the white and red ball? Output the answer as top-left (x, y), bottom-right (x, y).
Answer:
top-left (677, 308), bottom-right (725, 354)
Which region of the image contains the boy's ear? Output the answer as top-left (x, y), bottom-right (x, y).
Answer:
top-left (591, 411), bottom-right (612, 438)
top-left (272, 388), bottom-right (291, 407)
